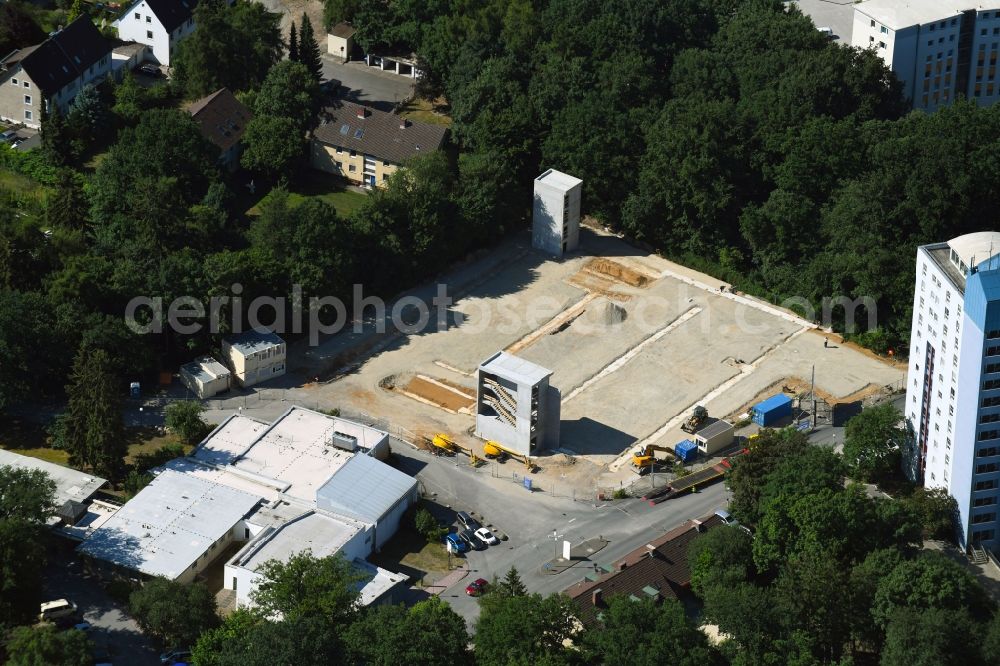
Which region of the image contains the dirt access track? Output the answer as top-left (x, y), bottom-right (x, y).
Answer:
top-left (223, 225), bottom-right (905, 492)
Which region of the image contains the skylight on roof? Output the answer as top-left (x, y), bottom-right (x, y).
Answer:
top-left (339, 123), bottom-right (350, 135)
top-left (354, 128), bottom-right (364, 139)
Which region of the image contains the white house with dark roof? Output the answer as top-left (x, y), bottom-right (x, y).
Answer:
top-left (0, 17), bottom-right (112, 128)
top-left (114, 0), bottom-right (200, 66)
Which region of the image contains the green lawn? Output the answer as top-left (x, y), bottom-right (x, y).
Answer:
top-left (247, 173), bottom-right (368, 219)
top-left (0, 168), bottom-right (47, 205)
top-left (0, 417), bottom-right (67, 465)
top-left (399, 97), bottom-right (452, 127)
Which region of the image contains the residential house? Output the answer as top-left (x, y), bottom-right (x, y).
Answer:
top-left (222, 329), bottom-right (286, 388)
top-left (185, 87), bottom-right (252, 170)
top-left (0, 17), bottom-right (112, 129)
top-left (311, 104), bottom-right (447, 188)
top-left (114, 0), bottom-right (200, 66)
top-left (563, 512), bottom-right (724, 626)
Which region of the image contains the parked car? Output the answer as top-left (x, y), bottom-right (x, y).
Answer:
top-left (456, 511), bottom-right (480, 531)
top-left (39, 599), bottom-right (77, 622)
top-left (474, 527), bottom-right (499, 546)
top-left (160, 649), bottom-right (191, 664)
top-left (72, 621), bottom-right (92, 632)
top-left (444, 532), bottom-right (468, 553)
top-left (465, 578), bottom-right (489, 596)
top-left (1, 129), bottom-right (18, 143)
top-left (460, 529), bottom-right (483, 551)
top-left (714, 508), bottom-right (737, 526)
top-left (137, 63), bottom-right (161, 77)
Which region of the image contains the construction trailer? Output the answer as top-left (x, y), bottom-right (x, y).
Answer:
top-left (751, 394), bottom-right (793, 427)
top-left (475, 351), bottom-right (560, 456)
top-left (695, 420), bottom-right (735, 456)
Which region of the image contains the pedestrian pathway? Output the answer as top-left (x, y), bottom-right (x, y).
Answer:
top-left (422, 561), bottom-right (469, 595)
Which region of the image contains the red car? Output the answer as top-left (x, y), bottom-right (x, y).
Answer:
top-left (465, 578), bottom-right (489, 596)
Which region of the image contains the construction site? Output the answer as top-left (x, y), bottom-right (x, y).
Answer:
top-left (275, 219), bottom-right (905, 493)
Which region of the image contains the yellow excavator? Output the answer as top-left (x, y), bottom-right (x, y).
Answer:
top-left (631, 444), bottom-right (675, 474)
top-left (428, 434), bottom-right (482, 466)
top-left (483, 440), bottom-right (535, 472)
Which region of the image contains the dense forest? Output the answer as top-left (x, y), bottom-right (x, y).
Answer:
top-left (3, 0), bottom-right (1000, 412)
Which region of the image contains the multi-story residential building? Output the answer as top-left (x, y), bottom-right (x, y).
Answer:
top-left (852, 0), bottom-right (1000, 111)
top-left (114, 0), bottom-right (199, 66)
top-left (222, 329), bottom-right (286, 388)
top-left (310, 104), bottom-right (447, 189)
top-left (904, 231), bottom-right (1000, 553)
top-left (0, 17), bottom-right (111, 129)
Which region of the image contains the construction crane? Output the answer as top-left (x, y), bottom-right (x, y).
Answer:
top-left (681, 405), bottom-right (709, 434)
top-left (631, 444), bottom-right (675, 473)
top-left (427, 434), bottom-right (482, 466)
top-left (483, 440), bottom-right (535, 472)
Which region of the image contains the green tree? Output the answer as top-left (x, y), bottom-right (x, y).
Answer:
top-left (984, 610), bottom-right (1000, 664)
top-left (344, 598), bottom-right (470, 665)
top-left (173, 0), bottom-right (282, 98)
top-left (872, 551), bottom-right (991, 628)
top-left (164, 401), bottom-right (211, 445)
top-left (66, 0), bottom-right (84, 22)
top-left (0, 1), bottom-right (46, 57)
top-left (5, 625), bottom-right (91, 666)
top-left (0, 466), bottom-right (56, 521)
top-left (112, 71), bottom-right (144, 123)
top-left (843, 403), bottom-right (905, 482)
top-left (193, 612), bottom-right (343, 666)
top-left (288, 21), bottom-right (299, 62)
top-left (725, 428), bottom-right (811, 524)
top-left (44, 168), bottom-right (89, 230)
top-left (0, 466), bottom-right (55, 627)
top-left (298, 14), bottom-right (323, 82)
top-left (687, 523), bottom-right (753, 597)
top-left (773, 552), bottom-right (854, 663)
top-left (252, 60), bottom-right (321, 134)
top-left (474, 593), bottom-right (577, 666)
top-left (881, 607), bottom-right (983, 666)
top-left (67, 83), bottom-right (108, 155)
top-left (63, 347), bottom-right (127, 479)
top-left (129, 577), bottom-right (220, 647)
top-left (413, 506), bottom-right (442, 542)
top-left (240, 115), bottom-right (304, 179)
top-left (493, 566), bottom-right (527, 598)
top-left (702, 582), bottom-right (785, 666)
top-left (322, 0), bottom-right (362, 30)
top-left (582, 596), bottom-right (721, 666)
top-left (41, 105), bottom-right (73, 166)
top-left (250, 551), bottom-right (362, 623)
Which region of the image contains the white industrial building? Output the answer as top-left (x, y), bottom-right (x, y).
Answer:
top-left (222, 329), bottom-right (286, 388)
top-left (532, 169), bottom-right (582, 259)
top-left (180, 355), bottom-right (232, 398)
top-left (475, 351), bottom-right (561, 456)
top-left (904, 232), bottom-right (1000, 554)
top-left (851, 0), bottom-right (1000, 111)
top-left (78, 406), bottom-right (415, 606)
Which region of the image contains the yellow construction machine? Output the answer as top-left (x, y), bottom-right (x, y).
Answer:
top-left (631, 444), bottom-right (675, 473)
top-left (483, 440), bottom-right (535, 472)
top-left (428, 433), bottom-right (481, 466)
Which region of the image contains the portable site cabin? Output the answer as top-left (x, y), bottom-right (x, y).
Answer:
top-left (695, 420), bottom-right (735, 456)
top-left (751, 394), bottom-right (793, 427)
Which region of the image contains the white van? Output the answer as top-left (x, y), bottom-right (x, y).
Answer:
top-left (39, 599), bottom-right (77, 621)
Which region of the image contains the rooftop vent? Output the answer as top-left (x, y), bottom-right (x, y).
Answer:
top-left (356, 106), bottom-right (368, 119)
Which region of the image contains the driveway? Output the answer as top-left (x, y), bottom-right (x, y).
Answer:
top-left (42, 545), bottom-right (159, 665)
top-left (321, 56), bottom-right (415, 112)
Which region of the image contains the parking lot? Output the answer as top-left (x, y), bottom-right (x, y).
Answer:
top-left (321, 55), bottom-right (415, 111)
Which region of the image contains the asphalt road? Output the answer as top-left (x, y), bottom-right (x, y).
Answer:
top-left (42, 545), bottom-right (159, 665)
top-left (321, 56), bottom-right (415, 112)
top-left (391, 443), bottom-right (728, 627)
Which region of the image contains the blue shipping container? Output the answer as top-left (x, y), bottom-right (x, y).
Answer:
top-left (674, 439), bottom-right (698, 463)
top-left (752, 393), bottom-right (793, 426)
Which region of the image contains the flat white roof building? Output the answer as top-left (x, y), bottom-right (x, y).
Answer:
top-left (0, 449), bottom-right (107, 509)
top-left (180, 356), bottom-right (232, 399)
top-left (532, 169), bottom-right (583, 259)
top-left (78, 406), bottom-right (413, 601)
top-left (78, 469), bottom-right (262, 582)
top-left (852, 1), bottom-right (1000, 111)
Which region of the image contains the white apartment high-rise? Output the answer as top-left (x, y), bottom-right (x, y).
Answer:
top-left (852, 0), bottom-right (1000, 111)
top-left (905, 232), bottom-right (1000, 553)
